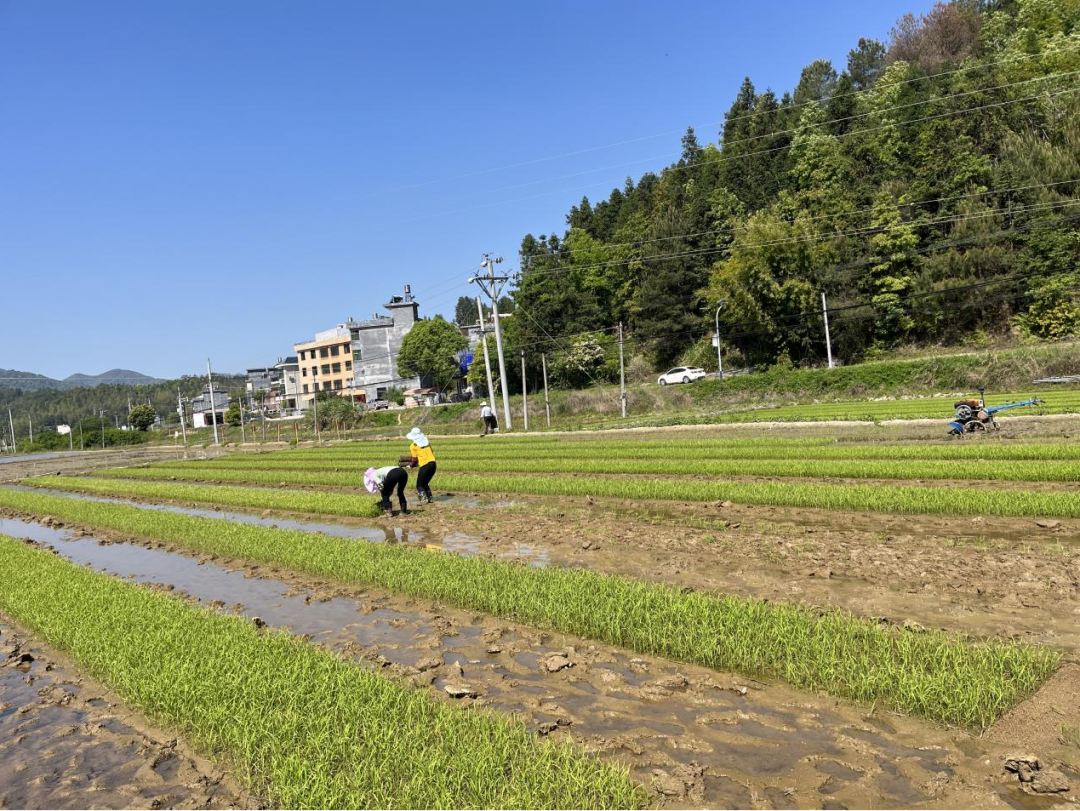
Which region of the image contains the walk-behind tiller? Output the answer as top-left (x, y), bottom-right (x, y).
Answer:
top-left (948, 386), bottom-right (1043, 436)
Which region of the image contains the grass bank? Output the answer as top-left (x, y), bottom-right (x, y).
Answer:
top-left (0, 533), bottom-right (640, 809)
top-left (0, 488), bottom-right (1059, 728)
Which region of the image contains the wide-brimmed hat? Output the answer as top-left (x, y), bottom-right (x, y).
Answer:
top-left (406, 427), bottom-right (429, 447)
top-left (363, 467), bottom-right (379, 494)
top-left (481, 401), bottom-right (488, 406)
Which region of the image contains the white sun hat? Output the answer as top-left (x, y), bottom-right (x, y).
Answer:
top-left (363, 467), bottom-right (379, 494)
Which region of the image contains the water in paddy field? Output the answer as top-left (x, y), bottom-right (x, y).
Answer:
top-left (2, 485), bottom-right (548, 564)
top-left (0, 513), bottom-right (1061, 809)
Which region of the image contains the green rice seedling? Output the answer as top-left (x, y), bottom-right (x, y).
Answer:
top-left (70, 462), bottom-right (1080, 518)
top-left (148, 456), bottom-right (1080, 483)
top-left (0, 488), bottom-right (1060, 728)
top-left (192, 438), bottom-right (1080, 465)
top-left (26, 476), bottom-right (381, 518)
top-left (0, 534), bottom-right (641, 809)
top-left (427, 473), bottom-right (1080, 519)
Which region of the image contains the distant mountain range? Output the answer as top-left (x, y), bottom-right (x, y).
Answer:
top-left (0, 368), bottom-right (164, 391)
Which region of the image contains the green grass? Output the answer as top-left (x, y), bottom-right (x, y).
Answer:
top-left (0, 488), bottom-right (1060, 729)
top-left (0, 533), bottom-right (640, 809)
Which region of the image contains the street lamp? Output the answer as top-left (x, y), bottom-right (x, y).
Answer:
top-left (714, 299), bottom-right (727, 380)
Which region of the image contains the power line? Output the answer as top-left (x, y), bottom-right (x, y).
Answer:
top-left (421, 70), bottom-right (1080, 207)
top-left (522, 177), bottom-right (1080, 259)
top-left (373, 44), bottom-right (1080, 198)
top-left (391, 84), bottom-right (1080, 225)
top-left (517, 194), bottom-right (1080, 280)
top-left (504, 209), bottom-right (1080, 350)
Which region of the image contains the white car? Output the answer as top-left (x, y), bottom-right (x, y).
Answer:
top-left (657, 366), bottom-right (708, 385)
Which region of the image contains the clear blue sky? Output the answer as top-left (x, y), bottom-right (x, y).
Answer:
top-left (0, 0), bottom-right (936, 379)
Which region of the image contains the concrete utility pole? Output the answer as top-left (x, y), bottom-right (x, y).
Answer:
top-left (714, 299), bottom-right (727, 380)
top-left (239, 397), bottom-right (246, 444)
top-left (476, 296), bottom-right (496, 402)
top-left (822, 292), bottom-right (834, 369)
top-left (520, 350), bottom-right (528, 431)
top-left (618, 321), bottom-right (627, 419)
top-left (28, 415), bottom-right (33, 443)
top-left (8, 409), bottom-right (16, 455)
top-left (206, 358), bottom-right (220, 445)
top-left (541, 353), bottom-right (551, 427)
top-left (312, 396), bottom-right (321, 442)
top-left (177, 389), bottom-right (188, 445)
top-left (471, 255), bottom-right (512, 430)
top-left (100, 410), bottom-right (106, 449)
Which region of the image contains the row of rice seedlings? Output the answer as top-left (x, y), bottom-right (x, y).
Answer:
top-left (25, 475), bottom-right (381, 518)
top-left (0, 489), bottom-right (1059, 728)
top-left (146, 455), bottom-right (1080, 483)
top-left (89, 463), bottom-right (1080, 519)
top-left (425, 472), bottom-right (1080, 518)
top-left (250, 436), bottom-right (838, 460)
top-left (243, 437), bottom-right (1080, 463)
top-left (705, 393), bottom-right (1079, 423)
top-left (0, 533), bottom-right (640, 809)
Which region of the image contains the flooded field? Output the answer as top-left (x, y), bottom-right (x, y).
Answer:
top-left (2, 418), bottom-right (1080, 808)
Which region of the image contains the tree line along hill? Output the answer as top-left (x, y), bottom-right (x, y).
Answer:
top-left (455, 0), bottom-right (1080, 395)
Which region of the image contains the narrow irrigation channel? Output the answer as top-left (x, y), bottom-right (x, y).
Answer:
top-left (0, 619), bottom-right (247, 809)
top-left (3, 485), bottom-right (549, 566)
top-left (0, 512), bottom-right (1060, 809)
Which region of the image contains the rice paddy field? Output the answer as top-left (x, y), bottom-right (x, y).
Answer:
top-left (2, 409), bottom-right (1080, 808)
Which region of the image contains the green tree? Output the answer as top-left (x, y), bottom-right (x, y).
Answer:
top-left (454, 296), bottom-right (479, 326)
top-left (224, 401), bottom-right (242, 427)
top-left (847, 37), bottom-right (886, 90)
top-left (397, 316), bottom-right (468, 391)
top-left (127, 404), bottom-right (156, 431)
top-left (864, 196), bottom-right (920, 348)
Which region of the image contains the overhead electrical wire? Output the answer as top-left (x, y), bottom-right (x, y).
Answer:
top-left (393, 84), bottom-right (1080, 225)
top-left (377, 43), bottom-right (1080, 196)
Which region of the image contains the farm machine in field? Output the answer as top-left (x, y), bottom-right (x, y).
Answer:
top-left (948, 387), bottom-right (1043, 436)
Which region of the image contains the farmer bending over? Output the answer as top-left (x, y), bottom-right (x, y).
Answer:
top-left (365, 463), bottom-right (409, 517)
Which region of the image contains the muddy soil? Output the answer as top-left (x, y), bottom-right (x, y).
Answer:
top-left (2, 514), bottom-right (1078, 809)
top-left (398, 495), bottom-right (1080, 655)
top-left (0, 618), bottom-right (249, 810)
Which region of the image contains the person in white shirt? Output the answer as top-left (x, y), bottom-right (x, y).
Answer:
top-left (479, 401), bottom-right (498, 436)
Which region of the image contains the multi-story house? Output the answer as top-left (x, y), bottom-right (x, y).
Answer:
top-left (274, 356), bottom-right (300, 413)
top-left (293, 285), bottom-right (424, 409)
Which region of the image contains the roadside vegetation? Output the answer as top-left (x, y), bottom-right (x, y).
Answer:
top-left (0, 488), bottom-right (1060, 728)
top-left (0, 533), bottom-right (641, 809)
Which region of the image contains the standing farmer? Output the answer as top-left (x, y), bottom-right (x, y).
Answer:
top-left (365, 464), bottom-right (409, 517)
top-left (406, 427), bottom-right (437, 504)
top-left (480, 401), bottom-right (498, 436)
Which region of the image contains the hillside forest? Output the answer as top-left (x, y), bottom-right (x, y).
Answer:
top-left (460, 0), bottom-right (1080, 391)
